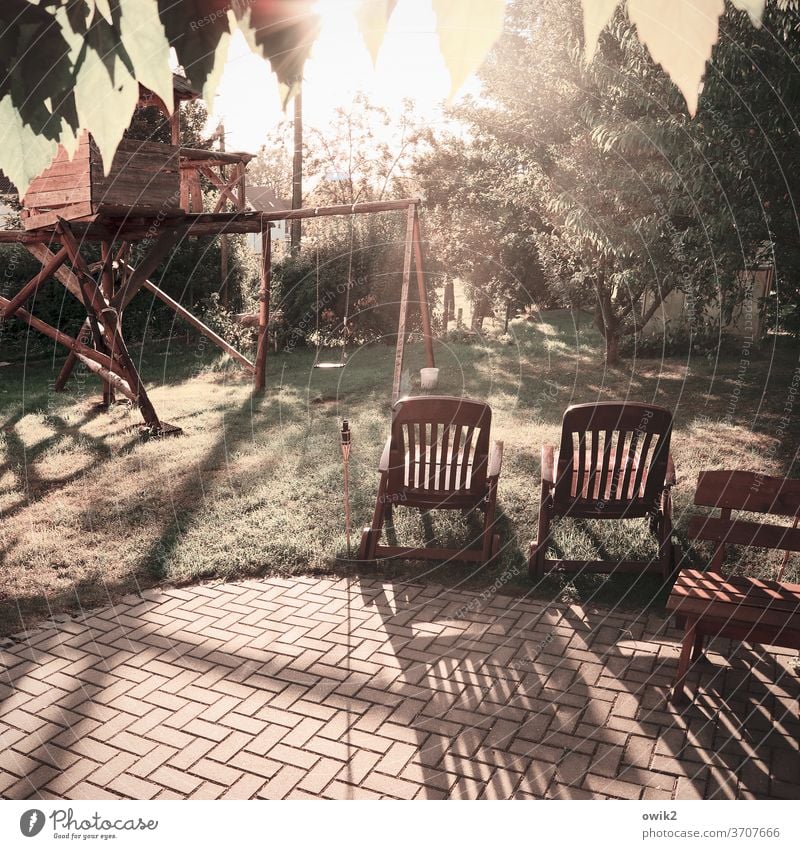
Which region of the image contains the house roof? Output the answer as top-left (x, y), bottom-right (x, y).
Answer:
top-left (246, 186), bottom-right (292, 214)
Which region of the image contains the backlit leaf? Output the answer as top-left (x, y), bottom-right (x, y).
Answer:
top-left (730, 0), bottom-right (765, 26)
top-left (119, 0), bottom-right (174, 113)
top-left (432, 0), bottom-right (506, 98)
top-left (628, 0), bottom-right (725, 114)
top-left (582, 0), bottom-right (621, 61)
top-left (355, 0), bottom-right (397, 65)
top-left (0, 95), bottom-right (59, 196)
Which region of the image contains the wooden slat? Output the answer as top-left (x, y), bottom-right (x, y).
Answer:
top-left (23, 185), bottom-right (92, 206)
top-left (576, 432), bottom-right (587, 499)
top-left (406, 422), bottom-right (415, 488)
top-left (694, 470), bottom-right (800, 516)
top-left (687, 516), bottom-right (800, 552)
top-left (543, 559), bottom-right (663, 573)
top-left (667, 595), bottom-right (799, 630)
top-left (427, 422), bottom-right (438, 490)
top-left (610, 430), bottom-right (628, 500)
top-left (22, 203), bottom-right (95, 231)
top-left (621, 429), bottom-right (639, 500)
top-left (458, 426), bottom-right (475, 490)
top-left (599, 428), bottom-right (613, 501)
top-left (418, 421), bottom-right (427, 490)
top-left (632, 431), bottom-right (654, 500)
top-left (438, 424), bottom-right (451, 491)
top-left (587, 430), bottom-right (600, 500)
top-left (373, 544), bottom-right (485, 563)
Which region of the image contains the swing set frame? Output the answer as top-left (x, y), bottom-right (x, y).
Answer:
top-left (0, 197), bottom-right (435, 432)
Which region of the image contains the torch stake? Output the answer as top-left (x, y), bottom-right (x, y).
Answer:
top-left (341, 420), bottom-right (352, 558)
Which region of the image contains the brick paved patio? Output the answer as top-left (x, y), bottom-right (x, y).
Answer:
top-left (1, 576), bottom-right (797, 800)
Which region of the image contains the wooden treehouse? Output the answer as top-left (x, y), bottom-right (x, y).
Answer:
top-left (0, 77), bottom-right (435, 434)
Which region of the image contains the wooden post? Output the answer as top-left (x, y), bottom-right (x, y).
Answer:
top-left (392, 204), bottom-right (416, 403)
top-left (254, 225), bottom-right (271, 392)
top-left (291, 83), bottom-right (303, 254)
top-left (412, 207), bottom-right (435, 369)
top-left (100, 240), bottom-right (116, 406)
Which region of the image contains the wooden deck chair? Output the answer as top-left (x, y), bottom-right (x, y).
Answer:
top-left (529, 401), bottom-right (676, 579)
top-left (358, 396), bottom-right (503, 566)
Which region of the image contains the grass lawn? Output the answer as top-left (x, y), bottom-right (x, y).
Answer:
top-left (1, 310), bottom-right (799, 638)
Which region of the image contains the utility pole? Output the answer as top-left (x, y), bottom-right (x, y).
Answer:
top-left (291, 81), bottom-right (303, 254)
top-left (217, 120), bottom-right (230, 308)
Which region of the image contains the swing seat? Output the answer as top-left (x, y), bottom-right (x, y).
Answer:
top-left (314, 361), bottom-right (346, 369)
top-left (358, 395), bottom-right (503, 567)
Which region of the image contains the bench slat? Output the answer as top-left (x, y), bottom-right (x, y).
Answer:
top-left (694, 470), bottom-right (800, 516)
top-left (687, 516), bottom-right (800, 552)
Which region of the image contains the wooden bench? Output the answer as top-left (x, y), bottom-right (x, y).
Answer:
top-left (667, 470), bottom-right (800, 703)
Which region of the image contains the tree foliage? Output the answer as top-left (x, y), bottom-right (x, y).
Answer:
top-left (417, 0), bottom-right (800, 362)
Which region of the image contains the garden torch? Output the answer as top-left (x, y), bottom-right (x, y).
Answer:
top-left (341, 420), bottom-right (352, 557)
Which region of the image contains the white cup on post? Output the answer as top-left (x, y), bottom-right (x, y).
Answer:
top-left (420, 367), bottom-right (439, 390)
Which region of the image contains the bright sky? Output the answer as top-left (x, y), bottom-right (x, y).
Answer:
top-left (210, 0), bottom-right (478, 152)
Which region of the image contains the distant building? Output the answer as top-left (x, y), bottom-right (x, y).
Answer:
top-left (641, 265), bottom-right (774, 344)
top-left (245, 187), bottom-right (291, 252)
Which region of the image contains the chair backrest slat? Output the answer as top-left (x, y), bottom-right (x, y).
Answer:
top-left (632, 430), bottom-right (655, 499)
top-left (387, 396), bottom-right (492, 501)
top-left (554, 402), bottom-right (673, 514)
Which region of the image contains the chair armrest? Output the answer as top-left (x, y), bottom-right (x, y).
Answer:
top-left (378, 436), bottom-right (392, 472)
top-left (541, 444), bottom-right (555, 484)
top-left (665, 453), bottom-right (676, 487)
top-left (488, 440), bottom-right (504, 478)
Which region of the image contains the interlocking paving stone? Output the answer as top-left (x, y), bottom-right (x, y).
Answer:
top-left (1, 576), bottom-right (797, 799)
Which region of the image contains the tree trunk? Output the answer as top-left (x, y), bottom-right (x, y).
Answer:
top-left (605, 330), bottom-right (620, 366)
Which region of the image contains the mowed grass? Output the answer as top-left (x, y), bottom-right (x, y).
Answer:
top-left (1, 310), bottom-right (799, 637)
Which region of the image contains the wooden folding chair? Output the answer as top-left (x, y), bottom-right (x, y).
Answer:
top-left (358, 396), bottom-right (503, 566)
top-left (528, 401), bottom-right (676, 579)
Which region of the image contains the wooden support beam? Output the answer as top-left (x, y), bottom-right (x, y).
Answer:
top-left (57, 219), bottom-right (162, 431)
top-left (0, 245), bottom-right (69, 320)
top-left (118, 262), bottom-right (255, 373)
top-left (24, 243), bottom-right (82, 301)
top-left (75, 354), bottom-right (136, 403)
top-left (412, 209), bottom-right (436, 370)
top-left (254, 226), bottom-right (271, 393)
top-left (0, 295), bottom-right (114, 370)
top-left (113, 225), bottom-right (185, 310)
top-left (392, 204), bottom-right (416, 403)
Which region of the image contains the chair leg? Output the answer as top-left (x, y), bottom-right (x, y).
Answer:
top-left (481, 480), bottom-right (499, 567)
top-left (671, 618), bottom-right (697, 704)
top-left (528, 491), bottom-right (552, 579)
top-left (659, 491), bottom-right (674, 581)
top-left (690, 629), bottom-right (706, 663)
top-left (359, 474), bottom-right (388, 562)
